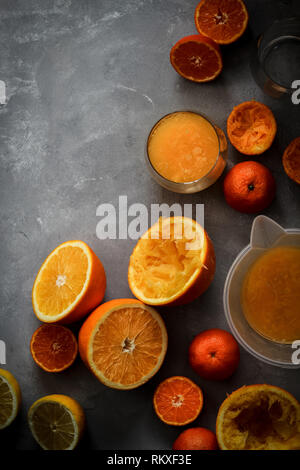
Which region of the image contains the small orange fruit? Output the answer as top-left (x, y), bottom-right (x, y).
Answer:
top-left (170, 34), bottom-right (223, 82)
top-left (216, 384), bottom-right (300, 450)
top-left (173, 427), bottom-right (218, 450)
top-left (30, 324), bottom-right (78, 372)
top-left (189, 329), bottom-right (240, 381)
top-left (195, 0), bottom-right (249, 45)
top-left (32, 240), bottom-right (106, 324)
top-left (128, 217), bottom-right (216, 306)
top-left (79, 299), bottom-right (168, 390)
top-left (282, 137), bottom-right (300, 184)
top-left (227, 101), bottom-right (277, 155)
top-left (223, 161), bottom-right (276, 213)
top-left (153, 376), bottom-right (203, 426)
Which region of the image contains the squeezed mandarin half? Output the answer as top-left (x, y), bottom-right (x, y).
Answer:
top-left (227, 101), bottom-right (277, 155)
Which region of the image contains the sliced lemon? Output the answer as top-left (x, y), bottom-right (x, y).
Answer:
top-left (28, 394), bottom-right (85, 450)
top-left (0, 368), bottom-right (21, 429)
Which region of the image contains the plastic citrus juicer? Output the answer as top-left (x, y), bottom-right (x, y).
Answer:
top-left (223, 215), bottom-right (300, 369)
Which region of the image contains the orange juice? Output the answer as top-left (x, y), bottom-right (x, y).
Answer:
top-left (242, 246), bottom-right (300, 344)
top-left (148, 111), bottom-right (220, 183)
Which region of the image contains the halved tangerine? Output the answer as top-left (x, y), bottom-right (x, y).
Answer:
top-left (170, 34), bottom-right (223, 82)
top-left (30, 324), bottom-right (78, 372)
top-left (128, 217), bottom-right (216, 306)
top-left (227, 101), bottom-right (277, 155)
top-left (195, 0), bottom-right (249, 45)
top-left (78, 299), bottom-right (168, 390)
top-left (282, 137), bottom-right (300, 184)
top-left (216, 384), bottom-right (300, 450)
top-left (153, 376), bottom-right (203, 426)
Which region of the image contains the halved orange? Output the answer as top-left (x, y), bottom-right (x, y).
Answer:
top-left (32, 240), bottom-right (106, 324)
top-left (153, 376), bottom-right (203, 426)
top-left (282, 137), bottom-right (300, 184)
top-left (0, 369), bottom-right (22, 430)
top-left (170, 34), bottom-right (223, 82)
top-left (195, 0), bottom-right (248, 45)
top-left (216, 384), bottom-right (300, 450)
top-left (78, 299), bottom-right (168, 390)
top-left (28, 394), bottom-right (85, 450)
top-left (30, 324), bottom-right (78, 372)
top-left (227, 101), bottom-right (277, 155)
top-left (128, 217), bottom-right (216, 306)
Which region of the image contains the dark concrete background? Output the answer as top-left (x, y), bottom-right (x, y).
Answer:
top-left (0, 0), bottom-right (299, 450)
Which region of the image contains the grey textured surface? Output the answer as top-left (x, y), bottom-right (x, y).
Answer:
top-left (0, 0), bottom-right (299, 450)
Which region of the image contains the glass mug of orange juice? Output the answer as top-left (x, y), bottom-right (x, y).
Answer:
top-left (146, 111), bottom-right (228, 193)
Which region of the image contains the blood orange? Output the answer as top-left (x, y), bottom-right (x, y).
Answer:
top-left (153, 376), bottom-right (203, 426)
top-left (195, 0), bottom-right (248, 45)
top-left (30, 324), bottom-right (78, 372)
top-left (170, 34), bottom-right (222, 82)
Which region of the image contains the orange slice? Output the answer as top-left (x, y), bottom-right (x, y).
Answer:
top-left (30, 324), bottom-right (78, 372)
top-left (216, 384), bottom-right (300, 450)
top-left (0, 369), bottom-right (22, 429)
top-left (153, 376), bottom-right (203, 426)
top-left (227, 101), bottom-right (277, 155)
top-left (170, 34), bottom-right (223, 82)
top-left (282, 137), bottom-right (300, 184)
top-left (128, 217), bottom-right (215, 306)
top-left (32, 240), bottom-right (106, 324)
top-left (28, 394), bottom-right (85, 450)
top-left (78, 299), bottom-right (168, 390)
top-left (195, 0), bottom-right (248, 45)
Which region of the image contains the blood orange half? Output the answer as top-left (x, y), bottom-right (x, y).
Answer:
top-left (195, 0), bottom-right (248, 45)
top-left (170, 35), bottom-right (223, 82)
top-left (30, 324), bottom-right (78, 372)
